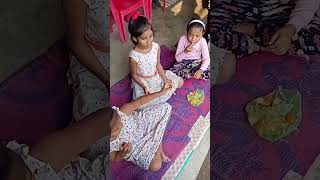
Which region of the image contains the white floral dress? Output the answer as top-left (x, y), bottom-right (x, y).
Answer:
top-left (129, 42), bottom-right (182, 109)
top-left (110, 102), bottom-right (172, 170)
top-left (67, 0), bottom-right (109, 121)
top-left (6, 141), bottom-right (107, 180)
top-left (66, 0), bottom-right (109, 159)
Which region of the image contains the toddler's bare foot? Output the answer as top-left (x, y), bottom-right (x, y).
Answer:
top-left (232, 23), bottom-right (256, 36)
top-left (160, 151), bottom-right (171, 162)
top-left (159, 144), bottom-right (171, 162)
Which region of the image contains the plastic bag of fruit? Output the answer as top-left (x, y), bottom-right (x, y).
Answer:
top-left (245, 86), bottom-right (302, 143)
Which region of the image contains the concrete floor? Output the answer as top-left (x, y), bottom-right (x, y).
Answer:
top-left (110, 0), bottom-right (210, 179)
top-left (110, 0), bottom-right (200, 85)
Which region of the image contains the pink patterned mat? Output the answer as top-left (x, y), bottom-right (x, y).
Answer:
top-left (212, 53), bottom-right (320, 180)
top-left (0, 39), bottom-right (73, 145)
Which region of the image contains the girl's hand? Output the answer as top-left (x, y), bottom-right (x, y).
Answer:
top-left (143, 86), bottom-right (150, 95)
top-left (195, 58), bottom-right (202, 63)
top-left (119, 142), bottom-right (132, 157)
top-left (193, 70), bottom-right (203, 79)
top-left (161, 81), bottom-right (172, 93)
top-left (163, 77), bottom-right (172, 84)
top-left (184, 43), bottom-right (195, 53)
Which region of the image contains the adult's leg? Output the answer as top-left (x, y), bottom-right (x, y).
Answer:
top-left (29, 108), bottom-right (112, 171)
top-left (68, 53), bottom-right (109, 159)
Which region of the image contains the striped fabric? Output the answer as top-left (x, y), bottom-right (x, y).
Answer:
top-left (209, 0), bottom-right (294, 29)
top-left (209, 0), bottom-right (320, 58)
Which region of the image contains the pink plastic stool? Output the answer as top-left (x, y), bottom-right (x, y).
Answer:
top-left (110, 0), bottom-right (152, 43)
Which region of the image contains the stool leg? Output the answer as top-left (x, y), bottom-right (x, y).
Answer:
top-left (113, 11), bottom-right (126, 43)
top-left (119, 15), bottom-right (126, 43)
top-left (162, 0), bottom-right (166, 13)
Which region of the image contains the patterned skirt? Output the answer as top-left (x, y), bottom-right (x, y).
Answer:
top-left (170, 59), bottom-right (210, 80)
top-left (209, 0), bottom-right (320, 59)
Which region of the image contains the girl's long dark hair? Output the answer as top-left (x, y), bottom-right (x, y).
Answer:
top-left (128, 15), bottom-right (155, 45)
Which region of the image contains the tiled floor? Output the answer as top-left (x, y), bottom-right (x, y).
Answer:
top-left (197, 152), bottom-right (210, 180)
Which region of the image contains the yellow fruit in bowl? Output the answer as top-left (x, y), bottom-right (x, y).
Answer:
top-left (257, 94), bottom-right (274, 107)
top-left (190, 98), bottom-right (199, 105)
top-left (286, 112), bottom-right (295, 124)
top-left (187, 89), bottom-right (204, 106)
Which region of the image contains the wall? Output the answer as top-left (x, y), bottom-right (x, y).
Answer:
top-left (0, 0), bottom-right (65, 82)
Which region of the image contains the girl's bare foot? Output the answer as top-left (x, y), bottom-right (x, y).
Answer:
top-left (232, 23), bottom-right (256, 36)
